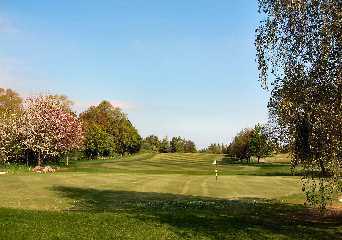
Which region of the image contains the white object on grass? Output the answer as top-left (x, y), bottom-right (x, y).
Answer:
top-left (212, 160), bottom-right (217, 165)
top-left (0, 172), bottom-right (7, 175)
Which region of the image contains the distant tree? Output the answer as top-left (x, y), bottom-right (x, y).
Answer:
top-left (170, 137), bottom-right (185, 153)
top-left (208, 144), bottom-right (219, 154)
top-left (184, 140), bottom-right (197, 153)
top-left (249, 124), bottom-right (273, 163)
top-left (22, 96), bottom-right (84, 166)
top-left (0, 88), bottom-right (22, 114)
top-left (159, 137), bottom-right (171, 153)
top-left (80, 101), bottom-right (141, 157)
top-left (169, 137), bottom-right (197, 153)
top-left (256, 0), bottom-right (341, 209)
top-left (230, 129), bottom-right (254, 162)
top-left (142, 135), bottom-right (160, 152)
top-left (204, 143), bottom-right (229, 154)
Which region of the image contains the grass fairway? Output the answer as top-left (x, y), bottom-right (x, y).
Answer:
top-left (0, 153), bottom-right (341, 239)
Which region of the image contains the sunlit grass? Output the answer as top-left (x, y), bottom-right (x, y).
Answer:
top-left (0, 153), bottom-right (340, 239)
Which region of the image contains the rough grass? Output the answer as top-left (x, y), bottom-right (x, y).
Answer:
top-left (0, 153), bottom-right (341, 239)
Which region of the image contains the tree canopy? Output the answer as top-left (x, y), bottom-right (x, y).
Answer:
top-left (0, 94), bottom-right (84, 166)
top-left (249, 124), bottom-right (273, 163)
top-left (0, 88), bottom-right (22, 114)
top-left (22, 96), bottom-right (84, 166)
top-left (201, 143), bottom-right (229, 154)
top-left (80, 101), bottom-right (141, 157)
top-left (159, 137), bottom-right (171, 153)
top-left (142, 135), bottom-right (161, 152)
top-left (170, 137), bottom-right (197, 153)
top-left (229, 128), bottom-right (254, 162)
top-left (256, 0), bottom-right (341, 209)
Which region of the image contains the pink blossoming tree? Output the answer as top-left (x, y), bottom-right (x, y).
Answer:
top-left (22, 96), bottom-right (84, 166)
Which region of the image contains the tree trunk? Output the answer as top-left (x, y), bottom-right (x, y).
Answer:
top-left (257, 156), bottom-right (260, 164)
top-left (37, 153), bottom-right (42, 166)
top-left (318, 158), bottom-right (326, 177)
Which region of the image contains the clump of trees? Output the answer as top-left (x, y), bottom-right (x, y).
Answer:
top-left (256, 0), bottom-right (341, 209)
top-left (170, 137), bottom-right (197, 153)
top-left (202, 124), bottom-right (274, 163)
top-left (249, 124), bottom-right (274, 163)
top-left (228, 125), bottom-right (273, 163)
top-left (0, 89), bottom-right (84, 166)
top-left (22, 96), bottom-right (84, 166)
top-left (200, 144), bottom-right (229, 154)
top-left (141, 135), bottom-right (197, 153)
top-left (0, 88), bottom-right (143, 165)
top-left (229, 128), bottom-right (254, 162)
top-left (159, 137), bottom-right (171, 153)
top-left (141, 135), bottom-right (161, 152)
top-left (80, 101), bottom-right (142, 158)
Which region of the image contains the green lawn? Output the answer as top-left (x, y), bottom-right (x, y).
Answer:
top-left (0, 153), bottom-right (341, 239)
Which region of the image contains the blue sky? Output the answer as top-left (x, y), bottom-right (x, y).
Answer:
top-left (0, 0), bottom-right (269, 148)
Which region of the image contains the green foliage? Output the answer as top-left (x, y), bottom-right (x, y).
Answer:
top-left (229, 129), bottom-right (254, 162)
top-left (141, 135), bottom-right (161, 152)
top-left (84, 124), bottom-right (115, 158)
top-left (256, 0), bottom-right (342, 210)
top-left (159, 137), bottom-right (171, 153)
top-left (184, 140), bottom-right (197, 153)
top-left (80, 101), bottom-right (142, 157)
top-left (0, 88), bottom-right (22, 114)
top-left (170, 137), bottom-right (196, 153)
top-left (0, 88), bottom-right (24, 163)
top-left (114, 118), bottom-right (142, 155)
top-left (201, 143), bottom-right (229, 154)
top-left (249, 124), bottom-right (273, 163)
top-left (170, 137), bottom-right (185, 153)
top-left (0, 113), bottom-right (25, 164)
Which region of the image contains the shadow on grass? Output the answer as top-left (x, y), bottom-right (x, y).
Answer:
top-left (52, 186), bottom-right (341, 240)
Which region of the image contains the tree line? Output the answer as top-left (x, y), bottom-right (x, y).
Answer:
top-left (0, 88), bottom-right (142, 166)
top-left (141, 135), bottom-right (197, 153)
top-left (201, 123), bottom-right (276, 163)
top-left (0, 88), bottom-right (199, 166)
